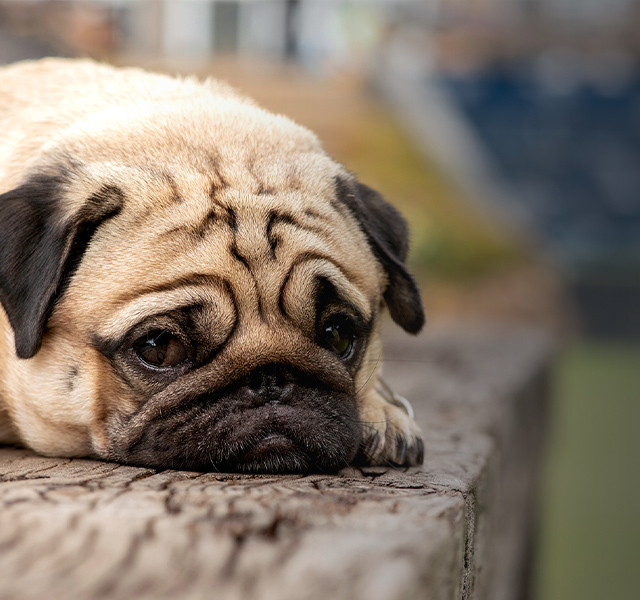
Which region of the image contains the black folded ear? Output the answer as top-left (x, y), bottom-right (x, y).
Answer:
top-left (0, 173), bottom-right (123, 359)
top-left (334, 177), bottom-right (425, 334)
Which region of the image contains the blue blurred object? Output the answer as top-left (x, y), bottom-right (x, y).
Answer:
top-left (442, 61), bottom-right (640, 338)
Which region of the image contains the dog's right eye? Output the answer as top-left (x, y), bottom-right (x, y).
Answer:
top-left (135, 331), bottom-right (188, 368)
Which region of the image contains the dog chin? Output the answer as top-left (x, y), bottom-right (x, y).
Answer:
top-left (106, 372), bottom-right (362, 474)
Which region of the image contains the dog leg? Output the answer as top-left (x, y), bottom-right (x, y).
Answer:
top-left (358, 384), bottom-right (424, 467)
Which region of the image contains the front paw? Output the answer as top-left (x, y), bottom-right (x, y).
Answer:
top-left (356, 386), bottom-right (424, 467)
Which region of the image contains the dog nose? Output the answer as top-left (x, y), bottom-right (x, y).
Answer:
top-left (244, 364), bottom-right (292, 406)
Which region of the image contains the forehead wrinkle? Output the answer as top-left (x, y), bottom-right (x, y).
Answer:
top-left (114, 164), bottom-right (218, 228)
top-left (97, 284), bottom-right (233, 340)
top-left (278, 241), bottom-right (372, 296)
top-left (280, 256), bottom-right (373, 328)
top-left (224, 199), bottom-right (378, 324)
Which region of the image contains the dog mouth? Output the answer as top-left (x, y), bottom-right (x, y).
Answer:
top-left (208, 402), bottom-right (334, 473)
top-left (106, 365), bottom-right (361, 473)
top-left (234, 431), bottom-right (311, 473)
top-left (243, 433), bottom-right (297, 460)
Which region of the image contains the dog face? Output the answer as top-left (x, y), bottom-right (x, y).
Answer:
top-left (0, 59), bottom-right (424, 473)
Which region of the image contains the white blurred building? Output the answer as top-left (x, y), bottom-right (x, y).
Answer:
top-left (118, 0), bottom-right (395, 73)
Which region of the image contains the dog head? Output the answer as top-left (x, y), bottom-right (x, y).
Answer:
top-left (0, 66), bottom-right (424, 472)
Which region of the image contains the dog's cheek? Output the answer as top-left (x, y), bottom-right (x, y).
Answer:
top-left (81, 351), bottom-right (143, 458)
top-left (3, 339), bottom-right (95, 457)
top-left (5, 335), bottom-right (134, 459)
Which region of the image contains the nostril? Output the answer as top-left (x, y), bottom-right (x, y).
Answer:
top-left (248, 365), bottom-right (276, 392)
top-left (266, 382), bottom-right (294, 406)
top-left (243, 365), bottom-right (292, 406)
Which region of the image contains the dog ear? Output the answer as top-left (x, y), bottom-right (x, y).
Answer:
top-left (334, 177), bottom-right (425, 334)
top-left (0, 173), bottom-right (123, 359)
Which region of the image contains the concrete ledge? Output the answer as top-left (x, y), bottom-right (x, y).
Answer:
top-left (0, 325), bottom-right (553, 600)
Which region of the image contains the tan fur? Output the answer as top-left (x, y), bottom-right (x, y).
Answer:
top-left (0, 59), bottom-right (422, 470)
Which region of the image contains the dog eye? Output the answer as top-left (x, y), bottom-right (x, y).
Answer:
top-left (135, 331), bottom-right (187, 368)
top-left (318, 315), bottom-right (356, 359)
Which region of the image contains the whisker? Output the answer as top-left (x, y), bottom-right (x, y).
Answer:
top-left (357, 444), bottom-right (403, 472)
top-left (355, 350), bottom-right (382, 397)
top-left (359, 358), bottom-right (438, 364)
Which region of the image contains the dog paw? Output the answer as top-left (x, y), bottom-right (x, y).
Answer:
top-left (356, 383), bottom-right (424, 467)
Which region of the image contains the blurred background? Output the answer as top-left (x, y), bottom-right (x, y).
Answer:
top-left (0, 1), bottom-right (638, 599)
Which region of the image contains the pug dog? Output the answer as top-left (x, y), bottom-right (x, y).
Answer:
top-left (0, 58), bottom-right (424, 473)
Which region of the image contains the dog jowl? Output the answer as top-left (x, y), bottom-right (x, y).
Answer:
top-left (0, 58), bottom-right (424, 473)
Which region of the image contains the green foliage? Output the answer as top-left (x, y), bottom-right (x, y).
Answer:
top-left (338, 105), bottom-right (525, 282)
top-left (410, 223), bottom-right (522, 281)
top-left (535, 342), bottom-right (640, 600)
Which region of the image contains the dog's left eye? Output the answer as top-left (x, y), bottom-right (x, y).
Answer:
top-left (318, 315), bottom-right (356, 359)
top-left (135, 331), bottom-right (188, 368)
